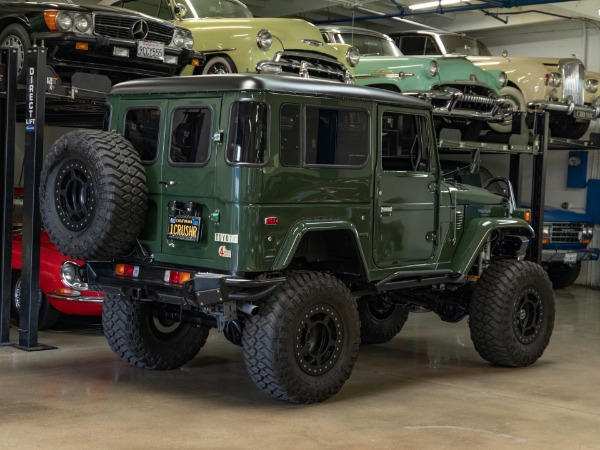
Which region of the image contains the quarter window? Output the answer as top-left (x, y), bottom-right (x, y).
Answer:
top-left (124, 107), bottom-right (160, 163)
top-left (169, 107), bottom-right (212, 165)
top-left (227, 101), bottom-right (269, 165)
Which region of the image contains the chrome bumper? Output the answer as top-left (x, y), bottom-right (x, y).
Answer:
top-left (528, 100), bottom-right (600, 120)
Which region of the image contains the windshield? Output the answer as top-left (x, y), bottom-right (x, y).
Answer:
top-left (438, 35), bottom-right (491, 56)
top-left (339, 32), bottom-right (402, 57)
top-left (112, 0), bottom-right (253, 19)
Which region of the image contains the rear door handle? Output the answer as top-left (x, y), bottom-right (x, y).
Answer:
top-left (380, 206), bottom-right (393, 216)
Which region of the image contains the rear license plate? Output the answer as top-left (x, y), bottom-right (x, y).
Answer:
top-left (574, 110), bottom-right (594, 120)
top-left (137, 41), bottom-right (164, 61)
top-left (167, 215), bottom-right (201, 242)
top-left (564, 252), bottom-right (577, 263)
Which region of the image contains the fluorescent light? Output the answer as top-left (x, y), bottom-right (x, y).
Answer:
top-left (409, 0), bottom-right (463, 11)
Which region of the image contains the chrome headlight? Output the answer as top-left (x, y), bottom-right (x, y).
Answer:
top-left (498, 71), bottom-right (508, 88)
top-left (256, 29), bottom-right (273, 51)
top-left (548, 88), bottom-right (558, 101)
top-left (172, 29), bottom-right (185, 48)
top-left (545, 72), bottom-right (562, 87)
top-left (73, 14), bottom-right (90, 33)
top-left (542, 225), bottom-right (551, 238)
top-left (55, 11), bottom-right (74, 31)
top-left (183, 31), bottom-right (194, 50)
top-left (428, 60), bottom-right (439, 77)
top-left (586, 79), bottom-right (598, 94)
top-left (346, 46), bottom-right (360, 67)
top-left (60, 261), bottom-right (88, 290)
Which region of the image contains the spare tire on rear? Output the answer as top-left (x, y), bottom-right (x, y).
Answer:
top-left (40, 130), bottom-right (148, 260)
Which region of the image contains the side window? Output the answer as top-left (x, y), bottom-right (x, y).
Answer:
top-left (381, 112), bottom-right (430, 172)
top-left (280, 103), bottom-right (301, 167)
top-left (424, 37), bottom-right (439, 54)
top-left (227, 101), bottom-right (269, 165)
top-left (169, 107), bottom-right (212, 165)
top-left (124, 107), bottom-right (160, 163)
top-left (397, 36), bottom-right (426, 55)
top-left (305, 106), bottom-right (369, 166)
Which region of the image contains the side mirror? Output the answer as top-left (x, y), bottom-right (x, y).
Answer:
top-left (470, 148), bottom-right (481, 174)
top-left (173, 2), bottom-right (187, 19)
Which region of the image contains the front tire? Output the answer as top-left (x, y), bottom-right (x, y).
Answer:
top-left (242, 272), bottom-right (360, 403)
top-left (200, 56), bottom-right (236, 75)
top-left (488, 86), bottom-right (527, 134)
top-left (40, 130), bottom-right (147, 260)
top-left (0, 24), bottom-right (30, 84)
top-left (549, 115), bottom-right (590, 139)
top-left (469, 260), bottom-right (555, 367)
top-left (11, 273), bottom-right (61, 330)
top-left (357, 293), bottom-right (409, 344)
top-left (545, 262), bottom-right (581, 289)
top-left (102, 294), bottom-right (210, 370)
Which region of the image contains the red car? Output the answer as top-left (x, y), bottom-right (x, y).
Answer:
top-left (11, 230), bottom-right (104, 329)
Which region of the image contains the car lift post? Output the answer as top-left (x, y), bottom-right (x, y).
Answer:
top-left (0, 47), bottom-right (17, 345)
top-left (528, 111), bottom-right (549, 264)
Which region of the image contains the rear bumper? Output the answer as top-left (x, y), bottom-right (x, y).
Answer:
top-left (528, 100), bottom-right (600, 121)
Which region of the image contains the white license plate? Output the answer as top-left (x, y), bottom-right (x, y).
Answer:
top-left (574, 110), bottom-right (594, 120)
top-left (137, 41), bottom-right (164, 61)
top-left (564, 253), bottom-right (578, 263)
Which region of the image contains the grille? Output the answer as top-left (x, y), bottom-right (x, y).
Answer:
top-left (261, 51), bottom-right (349, 82)
top-left (437, 84), bottom-right (497, 112)
top-left (559, 59), bottom-right (585, 105)
top-left (548, 222), bottom-right (585, 243)
top-left (94, 14), bottom-right (174, 44)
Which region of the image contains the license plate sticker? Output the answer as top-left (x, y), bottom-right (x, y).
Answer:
top-left (574, 110), bottom-right (594, 120)
top-left (137, 41), bottom-right (164, 61)
top-left (564, 252), bottom-right (578, 263)
top-left (168, 215), bottom-right (201, 242)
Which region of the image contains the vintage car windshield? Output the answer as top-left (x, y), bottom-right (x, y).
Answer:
top-left (339, 32), bottom-right (401, 57)
top-left (439, 35), bottom-right (491, 56)
top-left (112, 0), bottom-right (253, 19)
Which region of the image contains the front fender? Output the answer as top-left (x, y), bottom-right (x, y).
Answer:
top-left (449, 217), bottom-right (534, 276)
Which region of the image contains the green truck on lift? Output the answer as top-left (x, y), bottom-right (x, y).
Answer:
top-left (40, 74), bottom-right (555, 404)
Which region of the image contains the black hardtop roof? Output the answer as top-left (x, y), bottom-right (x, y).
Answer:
top-left (109, 74), bottom-right (431, 109)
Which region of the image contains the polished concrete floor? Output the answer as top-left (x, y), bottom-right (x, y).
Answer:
top-left (1, 285), bottom-right (599, 449)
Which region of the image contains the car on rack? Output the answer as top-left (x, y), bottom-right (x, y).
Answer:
top-left (106, 0), bottom-right (358, 82)
top-left (39, 74), bottom-right (554, 403)
top-left (441, 160), bottom-right (599, 288)
top-left (391, 29), bottom-right (600, 139)
top-left (320, 26), bottom-right (509, 139)
top-left (0, 0), bottom-right (202, 92)
top-left (11, 230), bottom-right (104, 329)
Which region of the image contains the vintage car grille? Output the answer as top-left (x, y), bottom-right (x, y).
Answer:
top-left (260, 51), bottom-right (349, 82)
top-left (437, 84), bottom-right (497, 112)
top-left (547, 222), bottom-right (586, 243)
top-left (94, 14), bottom-right (174, 44)
top-left (559, 59), bottom-right (585, 105)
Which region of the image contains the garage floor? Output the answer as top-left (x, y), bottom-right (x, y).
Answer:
top-left (1, 285), bottom-right (599, 449)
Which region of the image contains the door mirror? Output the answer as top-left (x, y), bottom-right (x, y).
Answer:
top-left (470, 148), bottom-right (481, 174)
top-left (173, 3), bottom-right (187, 19)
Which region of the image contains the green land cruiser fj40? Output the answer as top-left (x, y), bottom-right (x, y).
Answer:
top-left (40, 74), bottom-right (555, 403)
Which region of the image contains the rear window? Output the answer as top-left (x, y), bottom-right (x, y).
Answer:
top-left (169, 107), bottom-right (212, 165)
top-left (226, 101), bottom-right (269, 165)
top-left (123, 107), bottom-right (160, 163)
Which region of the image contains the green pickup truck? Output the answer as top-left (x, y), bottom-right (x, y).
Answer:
top-left (40, 74), bottom-right (554, 403)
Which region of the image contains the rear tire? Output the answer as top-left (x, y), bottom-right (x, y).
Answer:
top-left (11, 274), bottom-right (61, 330)
top-left (545, 262), bottom-right (581, 289)
top-left (357, 293), bottom-right (409, 344)
top-left (40, 130), bottom-right (147, 260)
top-left (102, 294), bottom-right (210, 370)
top-left (469, 260), bottom-right (555, 367)
top-left (242, 272), bottom-right (360, 403)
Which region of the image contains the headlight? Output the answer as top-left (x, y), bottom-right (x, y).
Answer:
top-left (172, 29), bottom-right (185, 48)
top-left (586, 79), bottom-right (598, 93)
top-left (183, 31), bottom-right (194, 50)
top-left (55, 11), bottom-right (73, 32)
top-left (60, 261), bottom-right (88, 290)
top-left (73, 14), bottom-right (90, 33)
top-left (428, 60), bottom-right (439, 77)
top-left (498, 71), bottom-right (508, 88)
top-left (548, 88), bottom-right (558, 101)
top-left (346, 46), bottom-right (360, 67)
top-left (256, 29), bottom-right (273, 51)
top-left (542, 225), bottom-right (551, 237)
top-left (545, 72), bottom-right (562, 87)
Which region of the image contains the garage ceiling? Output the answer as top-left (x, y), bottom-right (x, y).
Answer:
top-left (243, 0), bottom-right (600, 34)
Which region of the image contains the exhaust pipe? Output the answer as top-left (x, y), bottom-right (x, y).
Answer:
top-left (237, 303), bottom-right (259, 316)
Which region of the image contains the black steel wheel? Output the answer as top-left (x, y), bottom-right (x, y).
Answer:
top-left (545, 262), bottom-right (582, 289)
top-left (40, 130), bottom-right (147, 260)
top-left (102, 294), bottom-right (210, 370)
top-left (243, 272), bottom-right (360, 403)
top-left (357, 293), bottom-right (409, 344)
top-left (0, 24), bottom-right (30, 84)
top-left (469, 260), bottom-right (555, 367)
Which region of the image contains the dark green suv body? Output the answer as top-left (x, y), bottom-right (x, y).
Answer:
top-left (40, 74), bottom-right (555, 403)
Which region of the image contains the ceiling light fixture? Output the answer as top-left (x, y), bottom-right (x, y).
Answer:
top-left (409, 0), bottom-right (464, 11)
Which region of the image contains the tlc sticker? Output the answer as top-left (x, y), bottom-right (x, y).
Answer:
top-left (218, 245), bottom-right (231, 258)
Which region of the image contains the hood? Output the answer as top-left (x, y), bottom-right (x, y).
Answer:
top-left (435, 57), bottom-right (500, 91)
top-left (453, 183), bottom-right (505, 206)
top-left (543, 207), bottom-right (592, 223)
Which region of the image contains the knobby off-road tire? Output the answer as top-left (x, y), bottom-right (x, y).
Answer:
top-left (242, 272), bottom-right (360, 403)
top-left (102, 294), bottom-right (210, 370)
top-left (469, 260), bottom-right (555, 367)
top-left (11, 273), bottom-right (61, 330)
top-left (357, 293), bottom-right (409, 344)
top-left (545, 262), bottom-right (582, 289)
top-left (40, 130), bottom-right (147, 260)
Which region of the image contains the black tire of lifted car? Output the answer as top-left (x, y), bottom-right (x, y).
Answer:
top-left (357, 294), bottom-right (409, 344)
top-left (242, 272), bottom-right (360, 403)
top-left (40, 130), bottom-right (147, 261)
top-left (11, 272), bottom-right (61, 330)
top-left (469, 260), bottom-right (555, 367)
top-left (102, 294), bottom-right (210, 370)
top-left (545, 261), bottom-right (582, 289)
top-left (0, 23), bottom-right (30, 84)
top-left (549, 115), bottom-right (590, 140)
